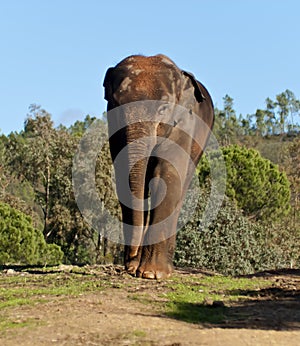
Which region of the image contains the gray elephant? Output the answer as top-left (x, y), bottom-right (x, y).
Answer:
top-left (103, 54), bottom-right (214, 279)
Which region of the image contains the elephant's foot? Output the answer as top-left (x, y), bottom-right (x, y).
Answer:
top-left (136, 244), bottom-right (174, 280)
top-left (136, 262), bottom-right (173, 280)
top-left (124, 245), bottom-right (142, 276)
top-left (125, 257), bottom-right (140, 276)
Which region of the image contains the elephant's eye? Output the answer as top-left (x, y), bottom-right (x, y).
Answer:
top-left (158, 104), bottom-right (171, 115)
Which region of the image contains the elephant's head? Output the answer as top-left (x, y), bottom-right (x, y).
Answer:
top-left (103, 54), bottom-right (207, 109)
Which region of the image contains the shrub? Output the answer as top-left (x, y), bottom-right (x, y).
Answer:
top-left (175, 190), bottom-right (288, 275)
top-left (0, 202), bottom-right (63, 265)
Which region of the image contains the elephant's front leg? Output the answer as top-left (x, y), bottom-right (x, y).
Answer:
top-left (136, 160), bottom-right (182, 279)
top-left (122, 180), bottom-right (151, 276)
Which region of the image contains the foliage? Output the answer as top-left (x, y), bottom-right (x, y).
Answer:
top-left (284, 138), bottom-right (300, 208)
top-left (280, 137), bottom-right (300, 235)
top-left (214, 89), bottom-right (300, 145)
top-left (175, 190), bottom-right (294, 275)
top-left (69, 117), bottom-right (122, 263)
top-left (213, 95), bottom-right (243, 145)
top-left (268, 219), bottom-right (300, 268)
top-left (0, 202), bottom-right (63, 265)
top-left (5, 108), bottom-right (95, 263)
top-left (198, 145), bottom-right (291, 222)
top-left (1, 91), bottom-right (300, 270)
top-left (0, 135), bottom-right (42, 229)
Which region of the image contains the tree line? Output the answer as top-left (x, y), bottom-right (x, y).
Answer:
top-left (214, 89), bottom-right (300, 144)
top-left (0, 89), bottom-right (299, 274)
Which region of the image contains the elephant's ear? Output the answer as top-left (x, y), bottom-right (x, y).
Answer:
top-left (103, 67), bottom-right (115, 101)
top-left (181, 70), bottom-right (206, 103)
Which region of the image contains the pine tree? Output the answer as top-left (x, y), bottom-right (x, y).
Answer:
top-left (0, 202), bottom-right (63, 265)
top-left (198, 145), bottom-right (291, 221)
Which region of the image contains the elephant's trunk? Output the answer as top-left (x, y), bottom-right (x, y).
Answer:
top-left (112, 121), bottom-right (157, 257)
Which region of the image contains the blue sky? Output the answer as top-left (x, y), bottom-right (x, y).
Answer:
top-left (1, 0), bottom-right (300, 134)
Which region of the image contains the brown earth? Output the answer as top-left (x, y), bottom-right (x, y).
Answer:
top-left (0, 266), bottom-right (300, 346)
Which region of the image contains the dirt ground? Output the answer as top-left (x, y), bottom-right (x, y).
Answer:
top-left (0, 266), bottom-right (299, 346)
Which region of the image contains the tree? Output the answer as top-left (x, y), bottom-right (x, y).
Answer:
top-left (239, 114), bottom-right (251, 136)
top-left (72, 118), bottom-right (122, 263)
top-left (5, 105), bottom-right (58, 237)
top-left (68, 115), bottom-right (97, 138)
top-left (254, 109), bottom-right (267, 136)
top-left (222, 94), bottom-right (235, 119)
top-left (5, 107), bottom-right (89, 262)
top-left (0, 202), bottom-right (63, 265)
top-left (0, 134), bottom-right (9, 200)
top-left (284, 138), bottom-right (300, 225)
top-left (198, 145), bottom-right (291, 221)
top-left (5, 107), bottom-right (124, 264)
top-left (263, 90), bottom-right (300, 135)
top-left (276, 91), bottom-right (290, 134)
top-left (285, 90), bottom-right (300, 132)
top-left (214, 95), bottom-right (241, 145)
top-left (0, 134), bottom-right (41, 228)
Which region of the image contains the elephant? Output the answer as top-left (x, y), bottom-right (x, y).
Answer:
top-left (103, 54), bottom-right (214, 279)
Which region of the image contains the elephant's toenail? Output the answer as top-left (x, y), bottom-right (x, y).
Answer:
top-left (143, 271), bottom-right (155, 279)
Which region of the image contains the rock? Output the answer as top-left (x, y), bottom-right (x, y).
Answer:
top-left (6, 269), bottom-right (16, 275)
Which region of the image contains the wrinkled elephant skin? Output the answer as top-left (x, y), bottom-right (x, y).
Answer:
top-left (103, 54), bottom-right (214, 279)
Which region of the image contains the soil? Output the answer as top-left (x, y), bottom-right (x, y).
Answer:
top-left (0, 266), bottom-right (300, 346)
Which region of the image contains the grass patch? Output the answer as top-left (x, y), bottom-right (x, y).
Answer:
top-left (163, 273), bottom-right (269, 324)
top-left (117, 329), bottom-right (148, 345)
top-left (0, 271), bottom-right (108, 310)
top-left (166, 301), bottom-right (227, 324)
top-left (131, 329), bottom-right (147, 338)
top-left (0, 269), bottom-right (111, 333)
top-left (128, 293), bottom-right (152, 305)
top-left (0, 317), bottom-right (43, 332)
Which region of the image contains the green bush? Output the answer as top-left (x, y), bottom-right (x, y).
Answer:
top-left (197, 145), bottom-right (291, 222)
top-left (175, 190), bottom-right (288, 275)
top-left (0, 202), bottom-right (63, 265)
